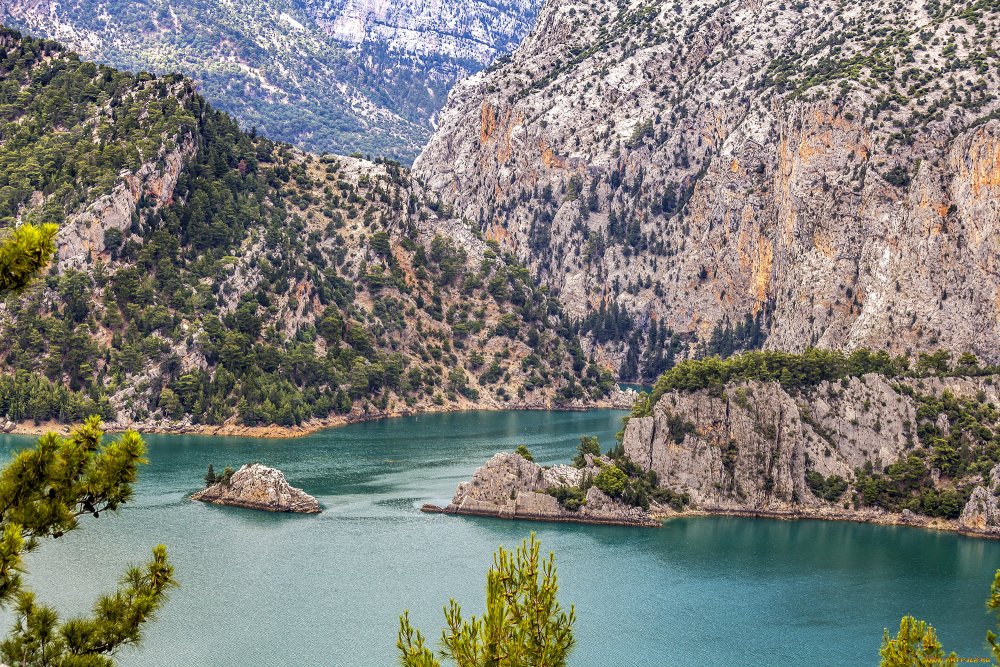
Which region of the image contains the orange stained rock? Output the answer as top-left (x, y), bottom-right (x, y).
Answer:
top-left (485, 223), bottom-right (513, 247)
top-left (539, 138), bottom-right (566, 169)
top-left (812, 230), bottom-right (835, 258)
top-left (480, 102), bottom-right (497, 145)
top-left (967, 129), bottom-right (1000, 197)
top-left (751, 237), bottom-right (773, 312)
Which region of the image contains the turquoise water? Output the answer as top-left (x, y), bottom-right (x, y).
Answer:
top-left (4, 409), bottom-right (1000, 666)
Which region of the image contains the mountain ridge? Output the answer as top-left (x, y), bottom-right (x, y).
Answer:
top-left (0, 0), bottom-right (541, 162)
top-left (0, 27), bottom-right (619, 433)
top-left (414, 0), bottom-right (1000, 378)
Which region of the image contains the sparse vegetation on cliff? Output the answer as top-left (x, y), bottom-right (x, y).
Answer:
top-left (634, 348), bottom-right (992, 418)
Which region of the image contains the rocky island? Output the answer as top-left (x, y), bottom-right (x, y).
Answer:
top-left (423, 449), bottom-right (660, 527)
top-left (192, 464), bottom-right (321, 513)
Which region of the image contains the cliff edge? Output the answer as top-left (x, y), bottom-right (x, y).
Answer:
top-left (622, 374), bottom-right (1000, 537)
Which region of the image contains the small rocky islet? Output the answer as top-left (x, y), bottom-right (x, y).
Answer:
top-left (192, 463), bottom-right (321, 514)
top-left (423, 451), bottom-right (661, 528)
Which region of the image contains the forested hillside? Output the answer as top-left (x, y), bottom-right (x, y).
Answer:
top-left (0, 29), bottom-right (615, 432)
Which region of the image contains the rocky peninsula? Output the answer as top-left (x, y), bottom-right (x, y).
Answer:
top-left (423, 451), bottom-right (660, 527)
top-left (192, 464), bottom-right (321, 513)
top-left (622, 373), bottom-right (1000, 538)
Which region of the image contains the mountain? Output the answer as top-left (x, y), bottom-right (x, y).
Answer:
top-left (620, 349), bottom-right (1000, 535)
top-left (414, 0), bottom-right (1000, 379)
top-left (0, 0), bottom-right (540, 163)
top-left (0, 28), bottom-right (616, 434)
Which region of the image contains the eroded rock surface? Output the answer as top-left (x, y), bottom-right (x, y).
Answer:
top-left (621, 375), bottom-right (1000, 537)
top-left (429, 452), bottom-right (658, 527)
top-left (192, 464), bottom-right (321, 513)
top-left (415, 0), bottom-right (1000, 366)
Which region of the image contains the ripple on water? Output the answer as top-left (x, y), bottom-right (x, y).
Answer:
top-left (1, 409), bottom-right (997, 667)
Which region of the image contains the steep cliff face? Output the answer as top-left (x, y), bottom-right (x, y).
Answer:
top-left (313, 0), bottom-right (536, 63)
top-left (58, 136), bottom-right (197, 269)
top-left (0, 0), bottom-right (540, 161)
top-left (621, 374), bottom-right (1000, 536)
top-left (415, 0), bottom-right (1000, 369)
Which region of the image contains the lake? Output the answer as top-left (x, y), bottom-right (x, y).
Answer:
top-left (6, 409), bottom-right (999, 666)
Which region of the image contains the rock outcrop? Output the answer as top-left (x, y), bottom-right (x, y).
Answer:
top-left (959, 464), bottom-right (1000, 535)
top-left (191, 464), bottom-right (321, 513)
top-left (621, 374), bottom-right (1000, 537)
top-left (415, 0), bottom-right (1000, 368)
top-left (425, 452), bottom-right (659, 527)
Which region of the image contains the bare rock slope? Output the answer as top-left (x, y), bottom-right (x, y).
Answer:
top-left (192, 464), bottom-right (321, 513)
top-left (416, 0), bottom-right (1000, 367)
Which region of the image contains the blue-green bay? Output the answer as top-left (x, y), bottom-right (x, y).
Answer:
top-left (6, 409), bottom-right (999, 666)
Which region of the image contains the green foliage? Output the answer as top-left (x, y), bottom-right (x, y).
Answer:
top-left (878, 616), bottom-right (951, 667)
top-left (546, 485), bottom-right (587, 511)
top-left (593, 465), bottom-right (627, 498)
top-left (397, 534), bottom-right (575, 667)
top-left (0, 417), bottom-right (175, 666)
top-left (514, 445), bottom-right (534, 462)
top-left (638, 348), bottom-right (910, 417)
top-left (205, 464), bottom-right (217, 487)
top-left (572, 436), bottom-right (600, 468)
top-left (0, 29), bottom-right (195, 226)
top-left (878, 569), bottom-right (1000, 666)
top-left (805, 470), bottom-right (849, 502)
top-left (0, 224), bottom-right (57, 294)
top-left (988, 569), bottom-right (1000, 663)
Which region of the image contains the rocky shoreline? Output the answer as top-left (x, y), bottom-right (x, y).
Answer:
top-left (421, 502), bottom-right (659, 527)
top-left (0, 394), bottom-right (633, 440)
top-left (424, 451), bottom-right (661, 528)
top-left (191, 464), bottom-right (321, 513)
top-left (620, 375), bottom-right (1000, 540)
top-left (652, 506), bottom-right (1000, 539)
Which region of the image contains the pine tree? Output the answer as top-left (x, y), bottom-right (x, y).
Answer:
top-left (0, 223), bottom-right (57, 294)
top-left (878, 616), bottom-right (951, 666)
top-left (205, 463), bottom-right (217, 486)
top-left (882, 568), bottom-right (1000, 666)
top-left (397, 534), bottom-right (575, 667)
top-left (0, 416), bottom-right (175, 666)
top-left (987, 569), bottom-right (1000, 663)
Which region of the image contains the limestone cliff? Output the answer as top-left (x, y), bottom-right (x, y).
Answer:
top-left (427, 452), bottom-right (659, 527)
top-left (621, 374), bottom-right (1000, 537)
top-left (415, 0), bottom-right (1000, 371)
top-left (192, 463), bottom-right (321, 513)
